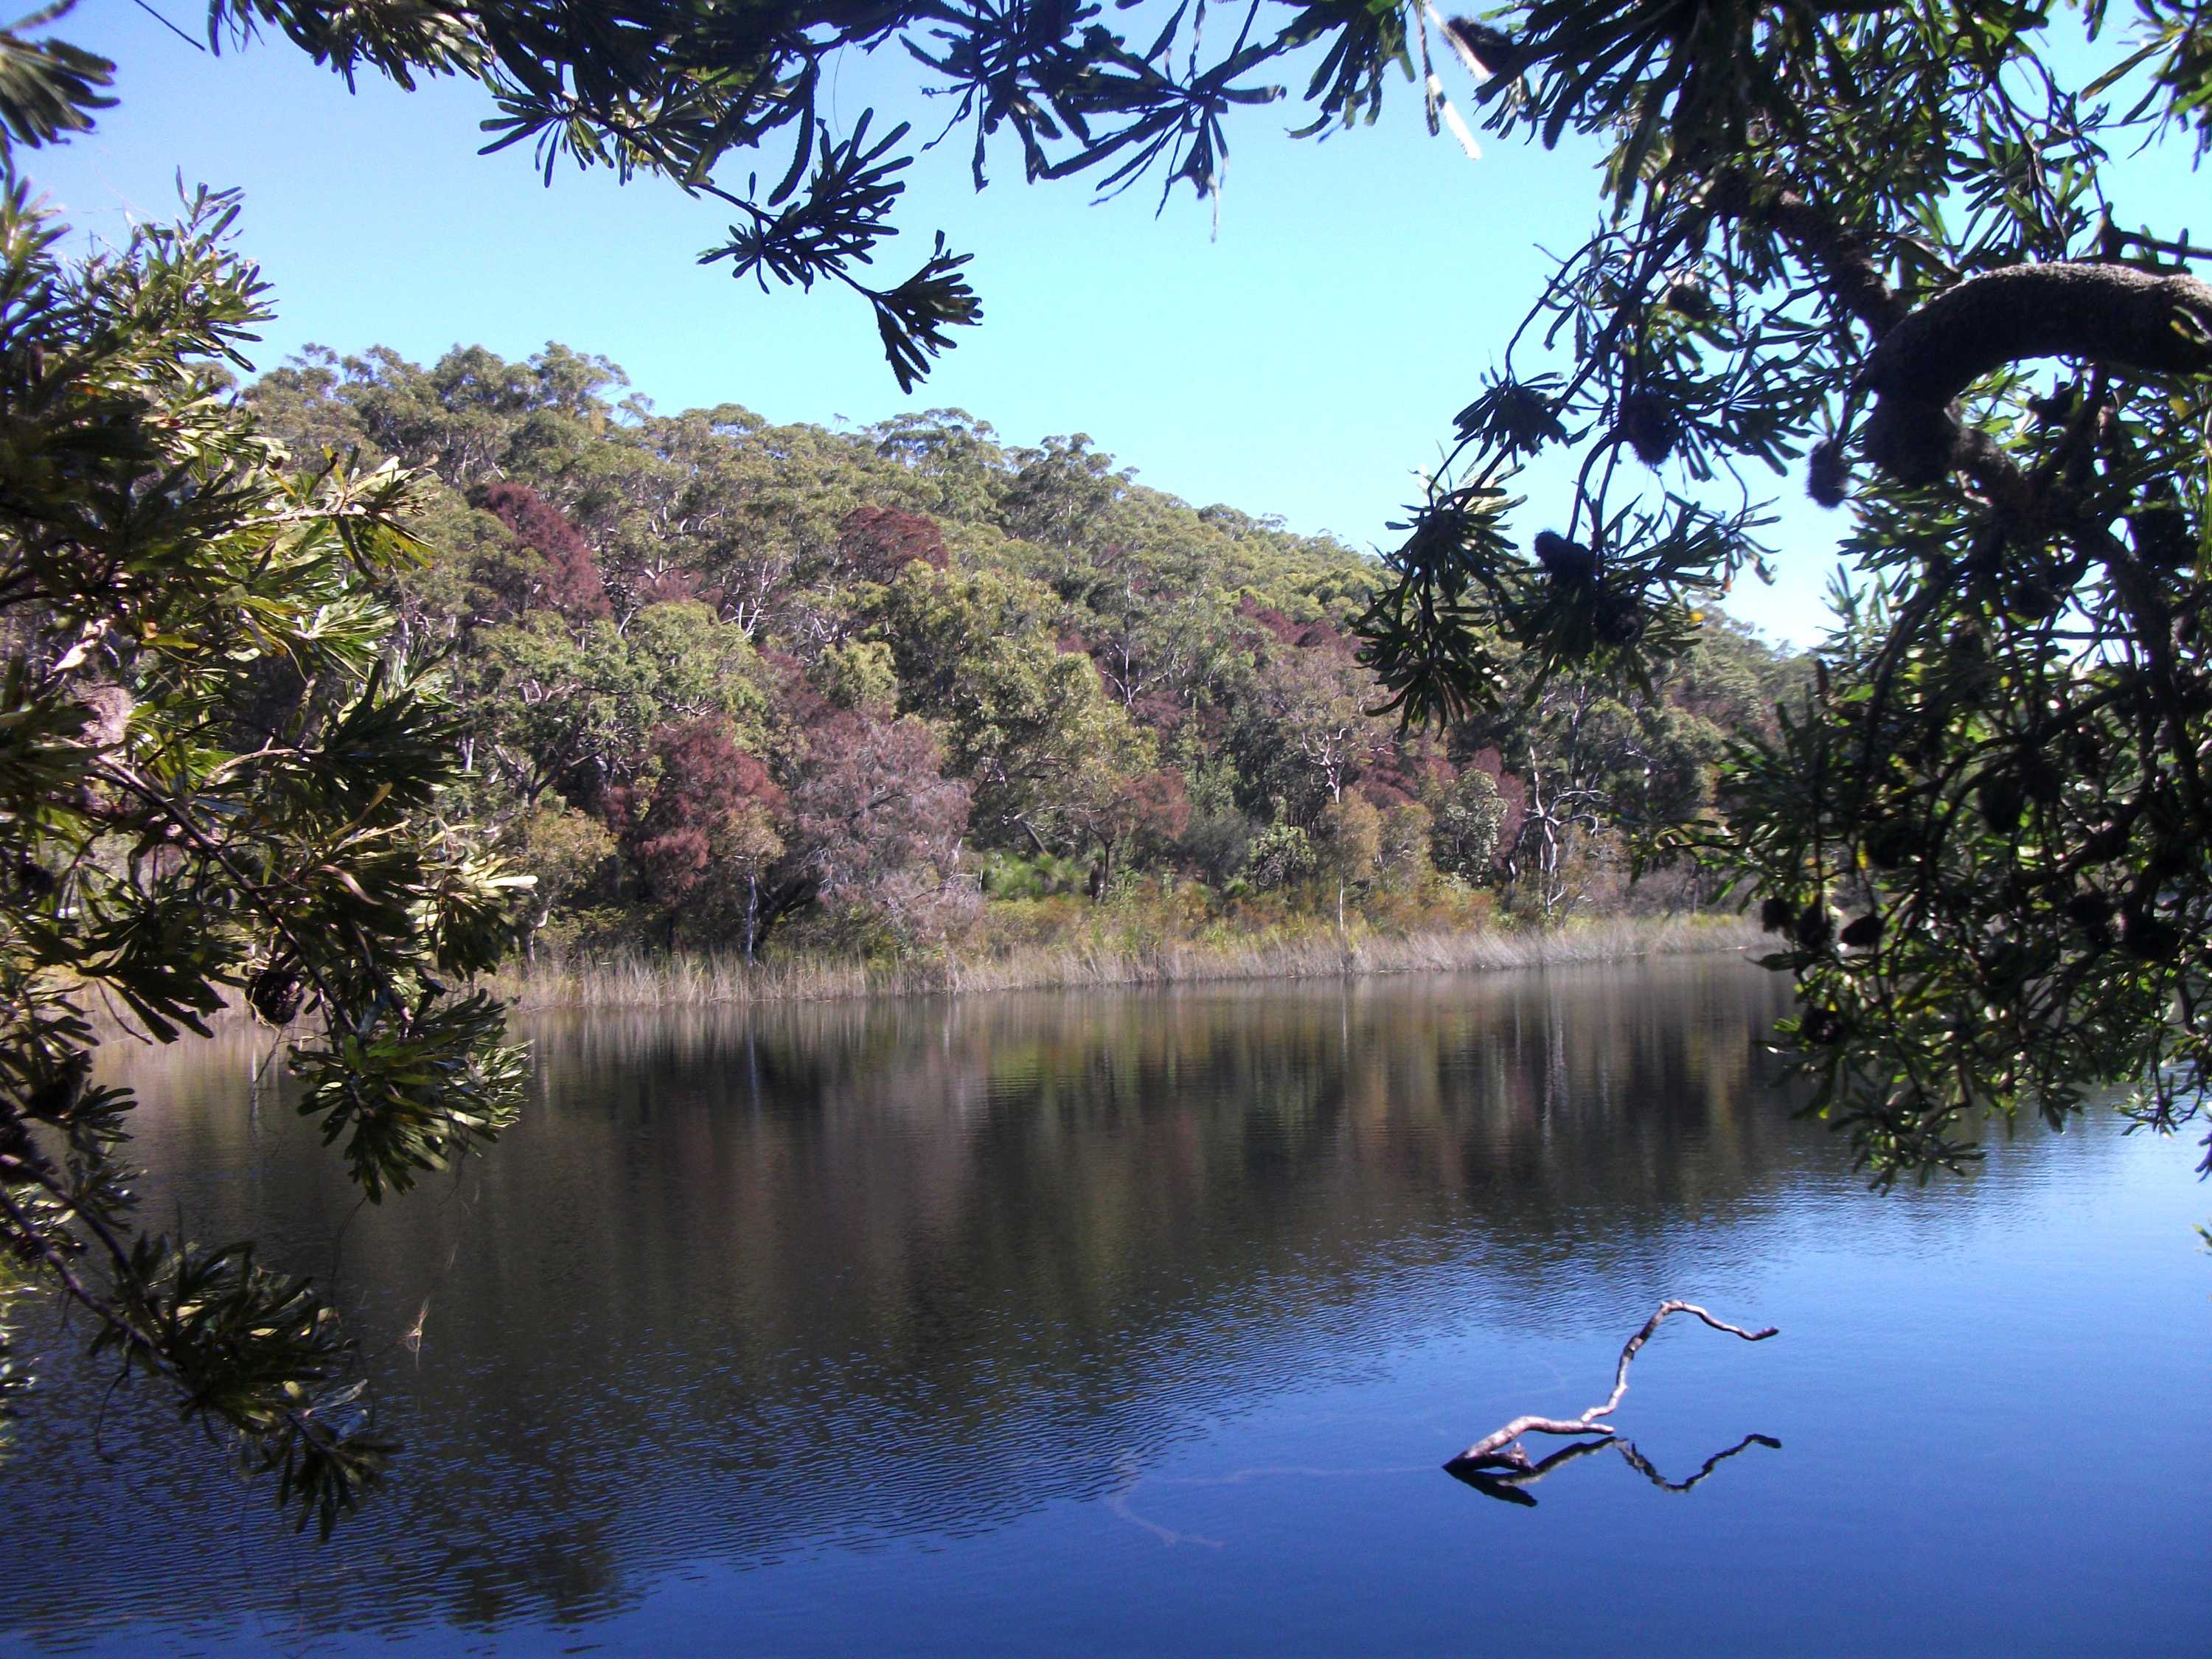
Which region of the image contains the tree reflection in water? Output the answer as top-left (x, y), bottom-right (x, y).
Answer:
top-left (7, 956), bottom-right (2061, 1649)
top-left (1449, 1433), bottom-right (1784, 1506)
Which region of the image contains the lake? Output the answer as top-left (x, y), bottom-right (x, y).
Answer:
top-left (3, 957), bottom-right (2207, 1655)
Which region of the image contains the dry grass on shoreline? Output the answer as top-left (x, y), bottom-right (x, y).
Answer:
top-left (488, 914), bottom-right (1763, 1012)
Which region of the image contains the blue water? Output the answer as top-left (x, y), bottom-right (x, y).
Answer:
top-left (3, 959), bottom-right (2206, 1655)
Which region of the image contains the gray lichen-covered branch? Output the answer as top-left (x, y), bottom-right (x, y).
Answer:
top-left (1860, 263), bottom-right (2212, 486)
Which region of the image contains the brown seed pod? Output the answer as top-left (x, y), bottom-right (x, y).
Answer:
top-left (1807, 439), bottom-right (1848, 509)
top-left (1615, 392), bottom-right (1680, 466)
top-left (1975, 773), bottom-right (2025, 833)
top-left (2017, 754), bottom-right (2063, 805)
top-left (2149, 837), bottom-right (2192, 881)
top-left (1663, 279), bottom-right (1716, 321)
top-left (1794, 902), bottom-right (1834, 950)
top-left (2064, 891), bottom-right (2115, 931)
top-left (2004, 570), bottom-right (2067, 622)
top-left (2081, 818), bottom-right (2129, 861)
top-left (1592, 591), bottom-right (1646, 647)
top-left (248, 957), bottom-right (306, 1026)
top-left (1533, 530), bottom-right (1599, 585)
top-left (1863, 818), bottom-right (1918, 869)
top-left (24, 1048), bottom-right (91, 1120)
top-left (2121, 910), bottom-right (2181, 963)
top-left (2132, 491), bottom-right (2196, 568)
top-left (1798, 1003), bottom-right (1847, 1046)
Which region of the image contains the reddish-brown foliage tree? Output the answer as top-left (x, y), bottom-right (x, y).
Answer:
top-left (753, 711), bottom-right (973, 951)
top-left (1466, 746), bottom-right (1528, 860)
top-left (1234, 597), bottom-right (1304, 650)
top-left (835, 504), bottom-right (949, 586)
top-left (479, 480), bottom-right (611, 621)
top-left (613, 717), bottom-right (781, 911)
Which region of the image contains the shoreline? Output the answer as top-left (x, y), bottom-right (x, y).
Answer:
top-left (488, 914), bottom-right (1764, 1012)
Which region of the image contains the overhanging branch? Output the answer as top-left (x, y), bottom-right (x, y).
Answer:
top-left (1860, 262), bottom-right (2212, 486)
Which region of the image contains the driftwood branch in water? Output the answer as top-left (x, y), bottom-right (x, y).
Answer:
top-left (1447, 1299), bottom-right (1778, 1473)
top-left (1449, 1431), bottom-right (1782, 1505)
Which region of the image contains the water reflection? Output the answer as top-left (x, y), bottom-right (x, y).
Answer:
top-left (0, 958), bottom-right (2201, 1655)
top-left (1450, 1431), bottom-right (1784, 1506)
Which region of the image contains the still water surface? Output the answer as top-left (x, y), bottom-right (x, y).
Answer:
top-left (3, 959), bottom-right (2207, 1655)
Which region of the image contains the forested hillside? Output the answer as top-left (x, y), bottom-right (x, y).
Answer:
top-left (243, 344), bottom-right (1803, 965)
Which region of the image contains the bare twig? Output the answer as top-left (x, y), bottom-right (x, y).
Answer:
top-left (1447, 1299), bottom-right (1778, 1472)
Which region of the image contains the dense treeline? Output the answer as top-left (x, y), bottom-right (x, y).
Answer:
top-left (243, 343), bottom-right (1804, 965)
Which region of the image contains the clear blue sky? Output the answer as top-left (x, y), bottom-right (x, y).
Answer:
top-left (28, 4), bottom-right (2078, 646)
